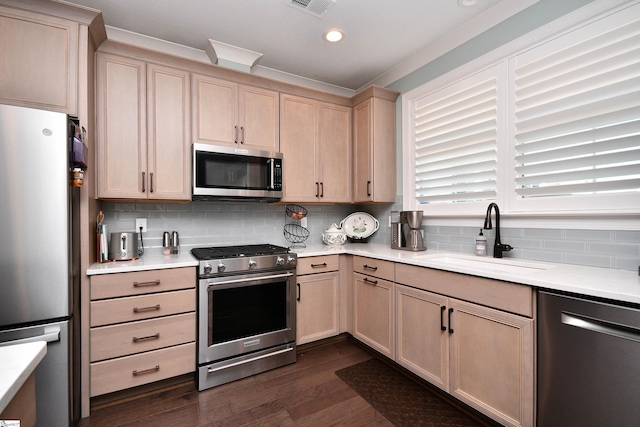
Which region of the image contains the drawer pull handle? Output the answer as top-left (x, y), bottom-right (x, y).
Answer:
top-left (132, 365), bottom-right (160, 376)
top-left (363, 264), bottom-right (378, 271)
top-left (132, 333), bottom-right (160, 343)
top-left (133, 280), bottom-right (161, 287)
top-left (363, 277), bottom-right (378, 286)
top-left (311, 263), bottom-right (327, 268)
top-left (133, 304), bottom-right (160, 313)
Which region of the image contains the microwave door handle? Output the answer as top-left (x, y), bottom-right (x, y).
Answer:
top-left (268, 158), bottom-right (275, 190)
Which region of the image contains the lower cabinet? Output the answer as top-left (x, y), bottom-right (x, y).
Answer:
top-left (353, 272), bottom-right (395, 359)
top-left (296, 255), bottom-right (340, 345)
top-left (395, 284), bottom-right (449, 389)
top-left (89, 267), bottom-right (196, 397)
top-left (394, 267), bottom-right (535, 427)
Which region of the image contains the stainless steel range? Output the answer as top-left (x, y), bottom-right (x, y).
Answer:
top-left (192, 244), bottom-right (297, 390)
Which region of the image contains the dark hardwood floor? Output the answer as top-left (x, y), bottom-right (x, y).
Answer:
top-left (78, 338), bottom-right (394, 426)
top-left (79, 337), bottom-right (499, 427)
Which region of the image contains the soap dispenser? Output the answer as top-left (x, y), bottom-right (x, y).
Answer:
top-left (475, 229), bottom-right (487, 256)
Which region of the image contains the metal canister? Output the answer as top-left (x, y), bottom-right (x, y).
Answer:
top-left (162, 231), bottom-right (171, 248)
top-left (171, 231), bottom-right (179, 254)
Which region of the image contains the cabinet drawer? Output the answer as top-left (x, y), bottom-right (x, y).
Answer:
top-left (395, 263), bottom-right (533, 317)
top-left (91, 267), bottom-right (195, 300)
top-left (90, 342), bottom-right (195, 397)
top-left (297, 255), bottom-right (339, 275)
top-left (90, 289), bottom-right (196, 327)
top-left (90, 313), bottom-right (196, 362)
top-left (352, 256), bottom-right (394, 281)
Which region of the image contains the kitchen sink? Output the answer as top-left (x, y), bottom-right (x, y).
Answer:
top-left (420, 253), bottom-right (551, 275)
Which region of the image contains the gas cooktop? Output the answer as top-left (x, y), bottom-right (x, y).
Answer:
top-left (191, 244), bottom-right (290, 260)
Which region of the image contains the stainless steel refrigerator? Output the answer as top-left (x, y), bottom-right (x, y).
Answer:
top-left (0, 104), bottom-right (80, 427)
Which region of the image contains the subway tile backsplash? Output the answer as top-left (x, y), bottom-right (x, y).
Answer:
top-left (101, 200), bottom-right (640, 272)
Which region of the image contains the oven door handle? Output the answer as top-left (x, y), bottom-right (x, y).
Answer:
top-left (207, 272), bottom-right (293, 289)
top-left (207, 346), bottom-right (295, 374)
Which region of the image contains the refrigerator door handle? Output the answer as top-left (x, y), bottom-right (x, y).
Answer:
top-left (0, 325), bottom-right (61, 347)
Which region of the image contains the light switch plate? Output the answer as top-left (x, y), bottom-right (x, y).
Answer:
top-left (135, 218), bottom-right (147, 233)
top-left (301, 217), bottom-right (308, 228)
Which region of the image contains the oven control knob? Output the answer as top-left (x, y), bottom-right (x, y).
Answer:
top-left (286, 256), bottom-right (297, 266)
top-left (203, 263), bottom-right (213, 274)
top-left (217, 263), bottom-right (226, 273)
top-left (276, 256), bottom-right (285, 266)
top-left (248, 259), bottom-right (257, 269)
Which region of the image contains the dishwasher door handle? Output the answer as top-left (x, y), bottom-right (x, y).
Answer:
top-left (561, 312), bottom-right (640, 343)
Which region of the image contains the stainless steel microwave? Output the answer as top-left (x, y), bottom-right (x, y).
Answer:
top-left (192, 143), bottom-right (283, 202)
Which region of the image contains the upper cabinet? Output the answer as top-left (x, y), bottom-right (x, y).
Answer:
top-left (96, 53), bottom-right (191, 200)
top-left (352, 86), bottom-right (400, 203)
top-left (280, 94), bottom-right (351, 203)
top-left (0, 2), bottom-right (105, 115)
top-left (192, 74), bottom-right (279, 151)
top-left (0, 5), bottom-right (78, 114)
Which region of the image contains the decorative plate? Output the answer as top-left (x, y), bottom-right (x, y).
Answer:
top-left (340, 212), bottom-right (379, 239)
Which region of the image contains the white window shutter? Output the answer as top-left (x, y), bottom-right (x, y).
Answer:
top-left (511, 7), bottom-right (640, 211)
top-left (412, 66), bottom-right (499, 206)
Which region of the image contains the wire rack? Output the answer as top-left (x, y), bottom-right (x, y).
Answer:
top-left (284, 204), bottom-right (309, 248)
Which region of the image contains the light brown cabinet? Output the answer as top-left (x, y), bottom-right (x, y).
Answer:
top-left (96, 53), bottom-right (191, 200)
top-left (89, 268), bottom-right (196, 397)
top-left (352, 87), bottom-right (399, 203)
top-left (352, 257), bottom-right (395, 358)
top-left (280, 94), bottom-right (352, 203)
top-left (192, 74), bottom-right (279, 150)
top-left (296, 255), bottom-right (340, 345)
top-left (0, 5), bottom-right (78, 114)
top-left (395, 265), bottom-right (534, 427)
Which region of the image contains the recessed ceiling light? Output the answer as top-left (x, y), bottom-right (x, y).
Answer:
top-left (458, 0), bottom-right (480, 7)
top-left (324, 29), bottom-right (344, 42)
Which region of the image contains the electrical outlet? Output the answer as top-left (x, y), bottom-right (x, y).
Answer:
top-left (300, 217), bottom-right (308, 228)
top-left (135, 218), bottom-right (147, 233)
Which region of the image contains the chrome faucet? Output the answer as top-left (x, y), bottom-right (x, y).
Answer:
top-left (483, 203), bottom-right (513, 258)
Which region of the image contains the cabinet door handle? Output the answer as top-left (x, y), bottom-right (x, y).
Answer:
top-left (234, 125), bottom-right (239, 144)
top-left (440, 306), bottom-right (447, 331)
top-left (363, 264), bottom-right (378, 271)
top-left (296, 283), bottom-right (301, 301)
top-left (133, 304), bottom-right (160, 313)
top-left (367, 180), bottom-right (371, 197)
top-left (311, 263), bottom-right (327, 268)
top-left (149, 172), bottom-right (154, 193)
top-left (132, 365), bottom-right (160, 376)
top-left (448, 308), bottom-right (454, 334)
top-left (133, 280), bottom-right (161, 288)
top-left (363, 277), bottom-right (378, 286)
top-left (315, 182), bottom-right (319, 197)
top-left (132, 332), bottom-right (160, 342)
top-left (240, 126), bottom-right (244, 144)
top-left (141, 172), bottom-right (146, 193)
top-left (320, 182), bottom-right (324, 197)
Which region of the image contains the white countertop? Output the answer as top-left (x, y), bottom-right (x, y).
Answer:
top-left (86, 252), bottom-right (198, 275)
top-left (0, 341), bottom-right (47, 413)
top-left (86, 244), bottom-right (640, 304)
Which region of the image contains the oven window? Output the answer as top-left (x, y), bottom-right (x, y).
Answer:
top-left (195, 151), bottom-right (269, 190)
top-left (209, 281), bottom-right (287, 345)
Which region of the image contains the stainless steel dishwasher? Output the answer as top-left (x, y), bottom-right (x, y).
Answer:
top-left (537, 291), bottom-right (640, 427)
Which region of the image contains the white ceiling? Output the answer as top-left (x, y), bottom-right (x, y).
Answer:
top-left (65, 0), bottom-right (536, 93)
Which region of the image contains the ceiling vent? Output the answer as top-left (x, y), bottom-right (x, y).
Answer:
top-left (286, 0), bottom-right (336, 18)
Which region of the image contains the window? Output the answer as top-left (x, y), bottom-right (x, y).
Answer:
top-left (403, 1), bottom-right (640, 220)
